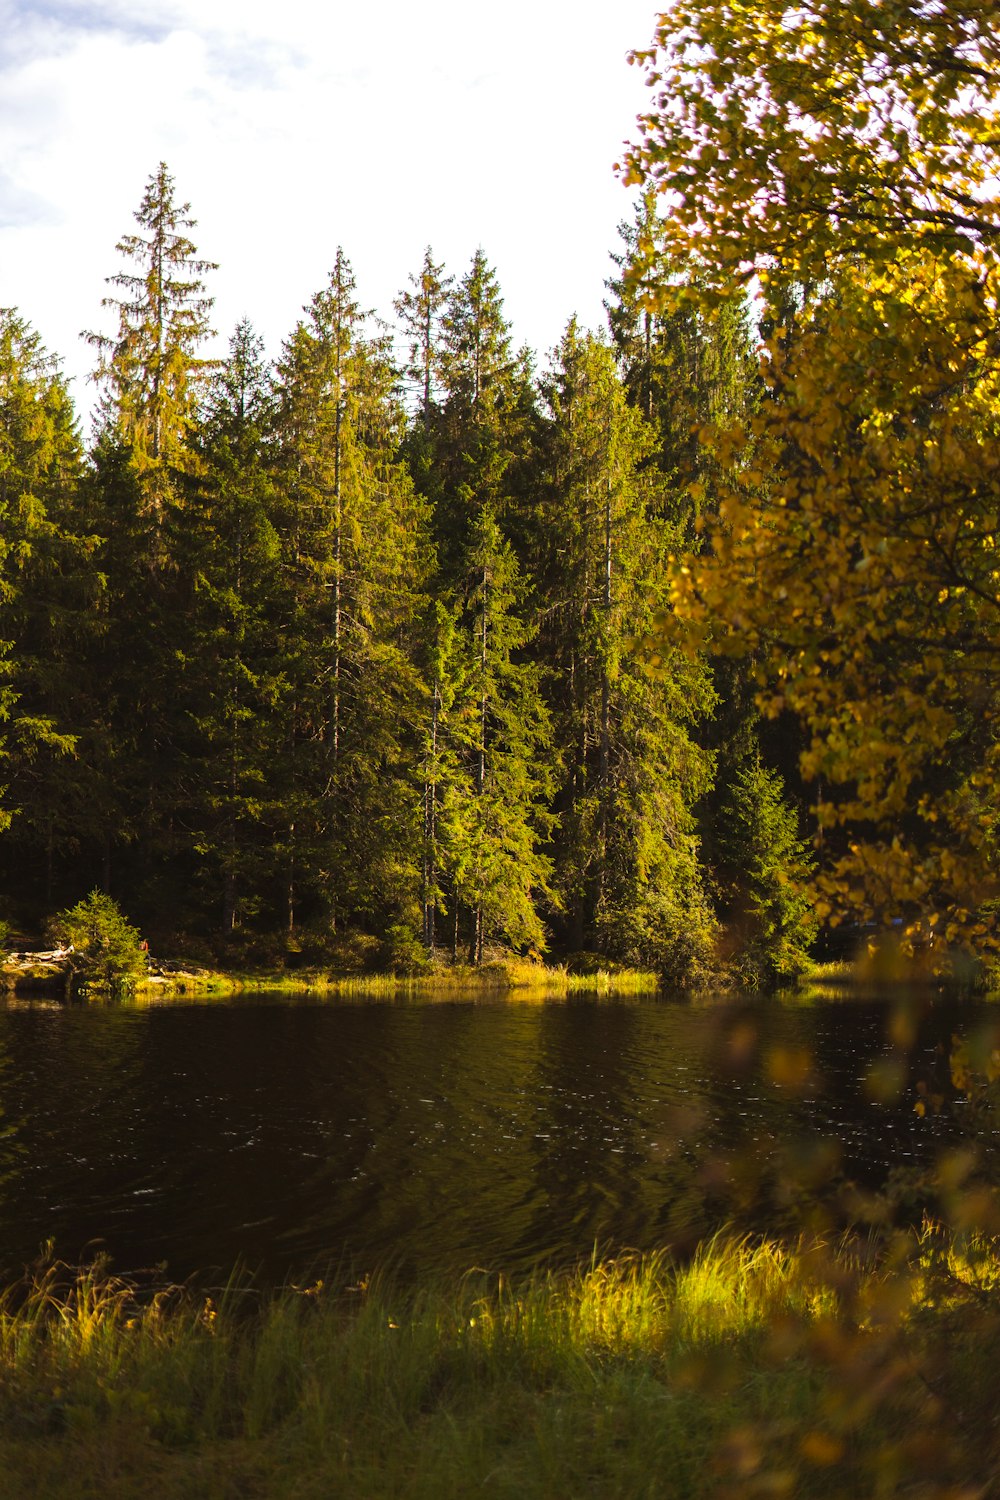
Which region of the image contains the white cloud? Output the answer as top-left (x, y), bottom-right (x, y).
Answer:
top-left (0, 0), bottom-right (655, 417)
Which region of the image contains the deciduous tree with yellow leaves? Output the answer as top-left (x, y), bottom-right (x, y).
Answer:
top-left (621, 1), bottom-right (1000, 956)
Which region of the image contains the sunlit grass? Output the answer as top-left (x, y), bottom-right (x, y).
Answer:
top-left (131, 962), bottom-right (661, 1005)
top-left (0, 1229), bottom-right (997, 1498)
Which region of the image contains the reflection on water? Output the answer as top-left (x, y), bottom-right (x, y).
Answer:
top-left (0, 1034), bottom-right (26, 1199)
top-left (0, 991), bottom-right (993, 1281)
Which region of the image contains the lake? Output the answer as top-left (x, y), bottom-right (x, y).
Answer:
top-left (0, 988), bottom-right (993, 1284)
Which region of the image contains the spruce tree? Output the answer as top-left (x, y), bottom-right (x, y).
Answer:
top-left (438, 508), bottom-right (555, 963)
top-left (403, 252), bottom-right (551, 960)
top-left (174, 320), bottom-right (290, 935)
top-left (428, 250), bottom-right (536, 579)
top-left (84, 162), bottom-right (217, 475)
top-left (533, 323), bottom-right (717, 979)
top-left (606, 219), bottom-right (812, 981)
top-left (394, 247), bottom-right (452, 427)
top-left (713, 754), bottom-right (818, 987)
top-left (80, 164), bottom-right (218, 910)
top-left (273, 251), bottom-right (431, 942)
top-left (416, 598), bottom-right (467, 951)
top-left (0, 310), bottom-right (88, 908)
top-left (606, 194), bottom-right (756, 521)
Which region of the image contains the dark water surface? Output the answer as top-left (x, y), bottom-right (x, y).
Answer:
top-left (0, 990), bottom-right (994, 1282)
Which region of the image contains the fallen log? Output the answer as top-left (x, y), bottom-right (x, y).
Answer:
top-left (1, 947), bottom-right (74, 993)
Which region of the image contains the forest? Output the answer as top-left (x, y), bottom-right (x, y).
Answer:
top-left (0, 165), bottom-right (818, 985)
top-left (5, 0), bottom-right (1000, 988)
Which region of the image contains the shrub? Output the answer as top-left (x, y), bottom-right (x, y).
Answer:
top-left (47, 891), bottom-right (148, 997)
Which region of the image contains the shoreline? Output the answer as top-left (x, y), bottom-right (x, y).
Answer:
top-left (0, 954), bottom-right (663, 1002)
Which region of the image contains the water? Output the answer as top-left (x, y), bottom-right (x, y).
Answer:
top-left (0, 990), bottom-right (993, 1282)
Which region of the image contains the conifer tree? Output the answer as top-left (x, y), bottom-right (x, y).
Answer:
top-left (428, 250), bottom-right (536, 578)
top-left (606, 220), bottom-right (809, 980)
top-left (394, 248), bottom-right (454, 560)
top-left (84, 162), bottom-right (217, 475)
top-left (273, 251), bottom-right (431, 940)
top-left (394, 247), bottom-right (452, 427)
top-left (438, 508), bottom-right (555, 963)
top-left (713, 755), bottom-right (818, 987)
top-left (0, 311), bottom-right (88, 903)
top-left (533, 323), bottom-right (717, 978)
top-left (175, 320), bottom-right (289, 934)
top-left (80, 164), bottom-right (218, 908)
top-left (416, 598), bottom-right (467, 951)
top-left (441, 250), bottom-right (513, 414)
top-left (606, 195), bottom-right (756, 520)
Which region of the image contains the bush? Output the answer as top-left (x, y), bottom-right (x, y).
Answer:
top-left (380, 922), bottom-right (432, 976)
top-left (47, 891), bottom-right (148, 997)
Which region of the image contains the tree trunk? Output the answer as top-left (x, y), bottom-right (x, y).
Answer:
top-left (599, 478), bottom-right (612, 904)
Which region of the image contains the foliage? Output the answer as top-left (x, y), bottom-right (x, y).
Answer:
top-left (605, 191), bottom-right (758, 512)
top-left (47, 890), bottom-right (147, 995)
top-left (272, 248), bottom-right (431, 935)
top-left (180, 319), bottom-right (287, 934)
top-left (394, 245), bottom-right (453, 424)
top-left (623, 2), bottom-right (1000, 953)
top-left (439, 507), bottom-right (556, 962)
top-left (619, 0), bottom-right (1000, 295)
top-left (667, 254), bottom-right (1000, 951)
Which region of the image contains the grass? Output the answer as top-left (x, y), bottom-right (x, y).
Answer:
top-left (134, 960), bottom-right (662, 1004)
top-left (0, 1229), bottom-right (996, 1498)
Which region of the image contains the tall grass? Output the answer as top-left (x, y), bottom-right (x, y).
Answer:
top-left (0, 1230), bottom-right (996, 1498)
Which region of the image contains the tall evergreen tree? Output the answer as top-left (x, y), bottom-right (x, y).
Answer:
top-left (532, 323), bottom-right (717, 978)
top-left (606, 194), bottom-right (756, 520)
top-left (606, 217), bottom-right (812, 981)
top-left (173, 320), bottom-right (290, 935)
top-left (80, 164), bottom-right (218, 908)
top-left (0, 310), bottom-right (89, 907)
top-left (273, 251), bottom-right (431, 939)
top-left (84, 162), bottom-right (217, 475)
top-left (438, 508), bottom-right (555, 963)
top-left (427, 250), bottom-right (537, 578)
top-left (403, 253), bottom-right (549, 956)
top-left (394, 247), bottom-right (452, 427)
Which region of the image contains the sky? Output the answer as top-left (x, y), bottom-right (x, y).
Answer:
top-left (0, 0), bottom-right (658, 424)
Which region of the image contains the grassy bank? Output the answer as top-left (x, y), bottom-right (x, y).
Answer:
top-left (0, 1230), bottom-right (996, 1498)
top-left (134, 958), bottom-right (662, 1002)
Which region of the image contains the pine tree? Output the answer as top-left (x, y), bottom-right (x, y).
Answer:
top-left (606, 194), bottom-right (756, 521)
top-left (427, 250), bottom-right (536, 579)
top-left (416, 598), bottom-right (466, 951)
top-left (712, 755), bottom-right (818, 987)
top-left (606, 218), bottom-right (813, 981)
